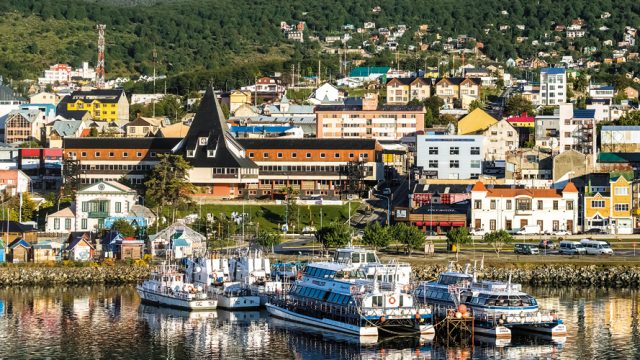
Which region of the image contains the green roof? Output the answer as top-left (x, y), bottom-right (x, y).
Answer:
top-left (349, 67), bottom-right (390, 77)
top-left (598, 152), bottom-right (640, 163)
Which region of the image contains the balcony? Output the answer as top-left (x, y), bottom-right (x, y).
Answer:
top-left (88, 211), bottom-right (109, 218)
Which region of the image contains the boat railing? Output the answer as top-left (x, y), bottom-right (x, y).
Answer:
top-left (476, 309), bottom-right (561, 326)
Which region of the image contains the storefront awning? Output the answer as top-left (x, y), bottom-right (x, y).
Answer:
top-left (451, 221), bottom-right (466, 227)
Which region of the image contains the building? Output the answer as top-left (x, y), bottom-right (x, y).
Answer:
top-left (74, 180), bottom-right (140, 232)
top-left (415, 134), bottom-right (483, 179)
top-left (8, 239), bottom-right (31, 263)
top-left (0, 221), bottom-right (37, 243)
top-left (394, 202), bottom-right (468, 234)
top-left (30, 92), bottom-right (61, 106)
top-left (240, 77), bottom-right (286, 100)
top-left (385, 78), bottom-right (431, 104)
top-left (45, 207), bottom-right (76, 234)
top-left (0, 81), bottom-right (26, 119)
top-left (229, 90), bottom-right (252, 113)
top-left (130, 93), bottom-right (165, 105)
top-left (47, 119), bottom-right (85, 148)
top-left (348, 67), bottom-right (391, 82)
top-left (470, 181), bottom-right (579, 233)
top-left (240, 138), bottom-right (383, 198)
top-left (505, 148), bottom-right (553, 182)
top-left (65, 232), bottom-right (94, 261)
top-left (38, 63), bottom-right (73, 85)
top-left (583, 174), bottom-right (633, 234)
top-left (434, 77), bottom-right (481, 108)
top-left (539, 68), bottom-right (567, 105)
top-left (176, 87), bottom-right (259, 198)
top-left (457, 108), bottom-right (498, 135)
top-left (4, 108), bottom-right (45, 144)
top-left (60, 89), bottom-right (129, 122)
top-left (601, 126), bottom-right (640, 152)
top-left (315, 93), bottom-right (425, 141)
top-left (558, 106), bottom-right (596, 163)
top-left (411, 183), bottom-right (471, 208)
top-left (32, 241), bottom-right (62, 263)
top-left (588, 84), bottom-right (615, 101)
top-left (308, 83), bottom-right (344, 105)
top-left (150, 222), bottom-right (206, 259)
top-left (17, 148), bottom-right (62, 191)
top-left (124, 116), bottom-right (164, 137)
top-left (0, 169), bottom-right (30, 198)
top-left (482, 120), bottom-right (519, 162)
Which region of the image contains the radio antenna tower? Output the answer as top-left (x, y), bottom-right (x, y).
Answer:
top-left (96, 24), bottom-right (106, 89)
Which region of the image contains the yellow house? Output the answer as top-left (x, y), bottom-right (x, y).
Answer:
top-left (584, 175), bottom-right (633, 234)
top-left (457, 108), bottom-right (498, 135)
top-left (65, 89), bottom-right (129, 122)
top-left (385, 77), bottom-right (430, 104)
top-left (229, 90), bottom-right (252, 113)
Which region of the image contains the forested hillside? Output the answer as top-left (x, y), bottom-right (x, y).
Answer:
top-left (1, 0), bottom-right (639, 92)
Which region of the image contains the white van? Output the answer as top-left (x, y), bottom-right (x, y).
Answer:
top-left (516, 225), bottom-right (541, 235)
top-left (559, 241), bottom-right (586, 255)
top-left (579, 239), bottom-right (614, 255)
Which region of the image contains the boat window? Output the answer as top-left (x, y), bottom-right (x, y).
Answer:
top-left (366, 253), bottom-right (378, 263)
top-left (328, 293), bottom-right (336, 302)
top-left (372, 295), bottom-right (383, 307)
top-left (399, 295), bottom-right (404, 307)
top-left (351, 253), bottom-right (360, 263)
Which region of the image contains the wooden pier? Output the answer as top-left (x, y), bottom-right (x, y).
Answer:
top-left (433, 306), bottom-right (474, 345)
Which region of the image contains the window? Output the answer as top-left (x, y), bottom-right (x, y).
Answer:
top-left (248, 152), bottom-right (254, 158)
top-left (449, 160), bottom-right (459, 168)
top-left (474, 200), bottom-right (482, 209)
top-left (348, 153), bottom-right (354, 158)
top-left (292, 152), bottom-right (297, 158)
top-left (150, 152), bottom-right (156, 157)
top-left (490, 200), bottom-right (496, 210)
top-left (108, 152), bottom-right (115, 157)
top-left (95, 152), bottom-right (101, 157)
top-left (490, 219), bottom-right (496, 231)
top-left (123, 152), bottom-right (128, 158)
top-left (567, 201), bottom-right (574, 210)
top-left (115, 202), bottom-right (122, 213)
top-left (277, 153), bottom-right (283, 158)
top-left (450, 147), bottom-right (459, 155)
top-left (137, 152), bottom-right (143, 157)
top-left (615, 204), bottom-right (629, 212)
top-left (65, 218), bottom-right (71, 230)
top-left (320, 153), bottom-right (326, 158)
top-left (54, 218), bottom-right (60, 230)
top-left (506, 200), bottom-right (512, 210)
top-left (187, 150), bottom-right (195, 158)
top-left (591, 200), bottom-right (605, 208)
top-left (263, 152), bottom-right (269, 159)
top-left (516, 199), bottom-right (532, 211)
top-left (81, 219), bottom-right (87, 230)
top-left (615, 187), bottom-right (629, 196)
top-left (470, 147), bottom-right (480, 155)
top-left (553, 220), bottom-right (559, 231)
top-left (470, 160), bottom-right (481, 168)
top-left (553, 200), bottom-right (559, 210)
top-left (306, 153), bottom-right (312, 158)
top-left (538, 200), bottom-right (543, 210)
top-left (428, 160), bottom-right (438, 168)
top-left (429, 147), bottom-right (438, 155)
top-left (81, 152), bottom-right (87, 157)
top-left (334, 153), bottom-right (340, 158)
top-left (82, 202), bottom-right (88, 212)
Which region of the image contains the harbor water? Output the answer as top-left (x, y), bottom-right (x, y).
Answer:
top-left (0, 285), bottom-right (638, 359)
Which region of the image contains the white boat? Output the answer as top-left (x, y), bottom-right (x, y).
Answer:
top-left (333, 247), bottom-right (412, 286)
top-left (185, 256), bottom-right (230, 286)
top-left (414, 264), bottom-right (566, 339)
top-left (266, 248), bottom-right (433, 340)
top-left (216, 282), bottom-right (261, 310)
top-left (136, 263), bottom-right (217, 311)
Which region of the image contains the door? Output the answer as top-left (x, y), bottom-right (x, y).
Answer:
top-left (520, 219), bottom-right (528, 228)
top-left (567, 220), bottom-right (573, 232)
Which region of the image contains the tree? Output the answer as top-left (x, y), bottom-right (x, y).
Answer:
top-left (144, 153), bottom-right (195, 218)
top-left (111, 219), bottom-right (137, 238)
top-left (446, 227), bottom-right (471, 253)
top-left (5, 192), bottom-right (37, 222)
top-left (362, 221), bottom-right (391, 250)
top-left (315, 222), bottom-right (351, 251)
top-left (256, 230), bottom-right (281, 252)
top-left (505, 94), bottom-right (535, 116)
top-left (391, 223), bottom-right (425, 255)
top-left (468, 99), bottom-right (484, 112)
top-left (483, 230), bottom-right (514, 257)
top-left (424, 96), bottom-right (444, 117)
top-left (89, 127), bottom-right (98, 137)
top-left (617, 111), bottom-right (640, 126)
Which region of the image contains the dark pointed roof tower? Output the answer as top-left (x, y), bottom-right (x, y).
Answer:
top-left (176, 86), bottom-right (257, 169)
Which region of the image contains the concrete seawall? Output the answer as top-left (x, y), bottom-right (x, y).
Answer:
top-left (0, 265), bottom-right (151, 286)
top-left (413, 264), bottom-right (640, 287)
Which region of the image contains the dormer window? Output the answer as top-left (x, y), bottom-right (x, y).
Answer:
top-left (199, 137), bottom-right (208, 146)
top-left (187, 150), bottom-right (195, 158)
top-left (207, 150), bottom-right (215, 157)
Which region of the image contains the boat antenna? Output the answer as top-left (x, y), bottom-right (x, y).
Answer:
top-left (463, 263), bottom-right (470, 274)
top-left (473, 260), bottom-right (478, 283)
top-left (447, 260), bottom-right (455, 272)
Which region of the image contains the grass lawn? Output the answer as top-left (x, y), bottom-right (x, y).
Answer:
top-left (286, 88), bottom-right (313, 101)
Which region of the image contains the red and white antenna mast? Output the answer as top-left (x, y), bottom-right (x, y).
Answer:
top-left (96, 24), bottom-right (106, 89)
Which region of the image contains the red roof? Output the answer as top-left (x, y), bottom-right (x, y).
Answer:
top-left (80, 128), bottom-right (91, 137)
top-left (507, 113), bottom-right (535, 123)
top-left (563, 182), bottom-right (578, 192)
top-left (471, 181), bottom-right (489, 192)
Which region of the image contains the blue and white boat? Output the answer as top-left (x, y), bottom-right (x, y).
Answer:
top-left (414, 265), bottom-right (566, 339)
top-left (266, 249), bottom-right (433, 340)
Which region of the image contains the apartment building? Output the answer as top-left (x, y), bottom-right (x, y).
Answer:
top-left (539, 68), bottom-right (567, 105)
top-left (385, 77), bottom-right (431, 104)
top-left (315, 93), bottom-right (425, 140)
top-left (584, 175), bottom-right (633, 234)
top-left (471, 181), bottom-right (579, 233)
top-left (415, 134), bottom-right (483, 179)
top-left (59, 89), bottom-right (129, 122)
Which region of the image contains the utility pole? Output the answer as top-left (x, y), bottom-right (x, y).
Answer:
top-left (152, 47), bottom-right (157, 118)
top-left (96, 24), bottom-right (106, 89)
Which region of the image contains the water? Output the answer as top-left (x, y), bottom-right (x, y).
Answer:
top-left (0, 286), bottom-right (638, 359)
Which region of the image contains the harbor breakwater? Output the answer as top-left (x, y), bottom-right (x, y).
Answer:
top-left (0, 265), bottom-right (150, 286)
top-left (413, 263), bottom-right (640, 287)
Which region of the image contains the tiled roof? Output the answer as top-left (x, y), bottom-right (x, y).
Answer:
top-left (238, 138), bottom-right (378, 150)
top-left (474, 184), bottom-right (565, 198)
top-left (349, 67), bottom-right (391, 77)
top-left (540, 68), bottom-right (566, 74)
top-left (562, 182), bottom-right (578, 192)
top-left (63, 137), bottom-right (181, 149)
top-left (51, 120), bottom-right (83, 137)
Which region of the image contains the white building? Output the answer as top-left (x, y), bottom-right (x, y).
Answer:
top-left (470, 181), bottom-right (579, 233)
top-left (415, 134), bottom-right (483, 179)
top-left (308, 83), bottom-right (343, 105)
top-left (131, 93), bottom-right (165, 105)
top-left (558, 104), bottom-right (596, 163)
top-left (539, 68), bottom-right (567, 105)
top-left (75, 181), bottom-right (139, 232)
top-left (482, 120), bottom-right (519, 162)
top-left (588, 84), bottom-right (615, 100)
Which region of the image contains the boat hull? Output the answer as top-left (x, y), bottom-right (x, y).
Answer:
top-left (137, 287), bottom-right (218, 310)
top-left (474, 324), bottom-right (512, 339)
top-left (217, 294), bottom-right (261, 310)
top-left (265, 303), bottom-right (379, 337)
top-left (512, 323), bottom-right (567, 337)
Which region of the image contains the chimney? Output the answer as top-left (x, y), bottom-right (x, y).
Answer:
top-left (362, 92), bottom-right (379, 111)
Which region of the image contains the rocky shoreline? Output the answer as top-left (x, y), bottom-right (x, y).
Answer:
top-left (0, 265), bottom-right (151, 286)
top-left (413, 263), bottom-right (640, 287)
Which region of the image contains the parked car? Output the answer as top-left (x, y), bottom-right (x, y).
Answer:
top-left (559, 241), bottom-right (587, 255)
top-left (538, 240), bottom-right (556, 249)
top-left (514, 243), bottom-right (540, 255)
top-left (553, 230), bottom-right (572, 236)
top-left (516, 225), bottom-right (541, 235)
top-left (470, 228), bottom-right (487, 236)
top-left (580, 239), bottom-right (614, 255)
top-left (583, 228), bottom-right (606, 235)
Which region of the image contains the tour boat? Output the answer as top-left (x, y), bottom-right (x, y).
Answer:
top-left (266, 249), bottom-right (433, 340)
top-left (414, 265), bottom-right (566, 339)
top-left (137, 263), bottom-right (217, 310)
top-left (216, 282), bottom-right (261, 310)
top-left (184, 256), bottom-right (230, 286)
top-left (333, 247), bottom-right (412, 286)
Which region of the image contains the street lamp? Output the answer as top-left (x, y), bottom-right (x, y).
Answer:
top-left (376, 194), bottom-right (391, 225)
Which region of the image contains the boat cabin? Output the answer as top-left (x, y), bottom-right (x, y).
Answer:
top-left (333, 248), bottom-right (380, 265)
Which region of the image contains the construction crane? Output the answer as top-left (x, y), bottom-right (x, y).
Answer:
top-left (96, 24), bottom-right (106, 89)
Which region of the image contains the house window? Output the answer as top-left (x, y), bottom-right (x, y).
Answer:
top-left (474, 200), bottom-right (482, 209)
top-left (109, 152), bottom-right (115, 157)
top-left (506, 200), bottom-right (512, 210)
top-left (207, 150), bottom-right (215, 157)
top-left (306, 153), bottom-right (312, 158)
top-left (150, 152), bottom-right (156, 157)
top-left (187, 150), bottom-right (195, 158)
top-left (82, 202), bottom-right (88, 212)
top-left (428, 160), bottom-right (438, 168)
top-left (54, 218), bottom-right (60, 230)
top-left (614, 204), bottom-right (629, 212)
top-left (115, 202), bottom-right (122, 213)
top-left (490, 200), bottom-right (496, 210)
top-left (516, 199), bottom-right (532, 211)
top-left (349, 153), bottom-right (354, 158)
top-left (263, 152), bottom-right (269, 158)
top-left (538, 200), bottom-right (543, 209)
top-left (450, 147), bottom-right (459, 155)
top-left (449, 160), bottom-right (459, 168)
top-left (123, 152), bottom-right (128, 157)
top-left (428, 147), bottom-right (438, 155)
top-left (553, 220), bottom-right (559, 231)
top-left (248, 152), bottom-right (254, 158)
top-left (490, 219), bottom-right (496, 231)
top-left (81, 152), bottom-right (87, 157)
top-left (320, 153), bottom-right (326, 158)
top-left (334, 153), bottom-right (340, 158)
top-left (553, 200), bottom-right (558, 210)
top-left (277, 153), bottom-right (283, 158)
top-left (95, 152), bottom-right (101, 157)
top-left (567, 201), bottom-right (574, 210)
top-left (292, 153), bottom-right (297, 158)
top-left (470, 147), bottom-right (480, 155)
top-left (81, 219), bottom-right (87, 230)
top-left (470, 160), bottom-right (481, 168)
top-left (615, 187), bottom-right (629, 196)
top-left (591, 200), bottom-right (605, 208)
top-left (137, 152), bottom-right (143, 157)
top-left (65, 218), bottom-right (71, 230)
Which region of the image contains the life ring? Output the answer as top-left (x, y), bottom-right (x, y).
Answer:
top-left (389, 296), bottom-right (396, 305)
top-left (297, 271), bottom-right (302, 280)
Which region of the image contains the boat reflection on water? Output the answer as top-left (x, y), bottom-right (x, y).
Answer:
top-left (138, 304), bottom-right (218, 324)
top-left (217, 309), bottom-right (261, 324)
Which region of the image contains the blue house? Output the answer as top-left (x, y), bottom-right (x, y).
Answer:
top-left (0, 240), bottom-right (5, 263)
top-left (8, 238), bottom-right (31, 263)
